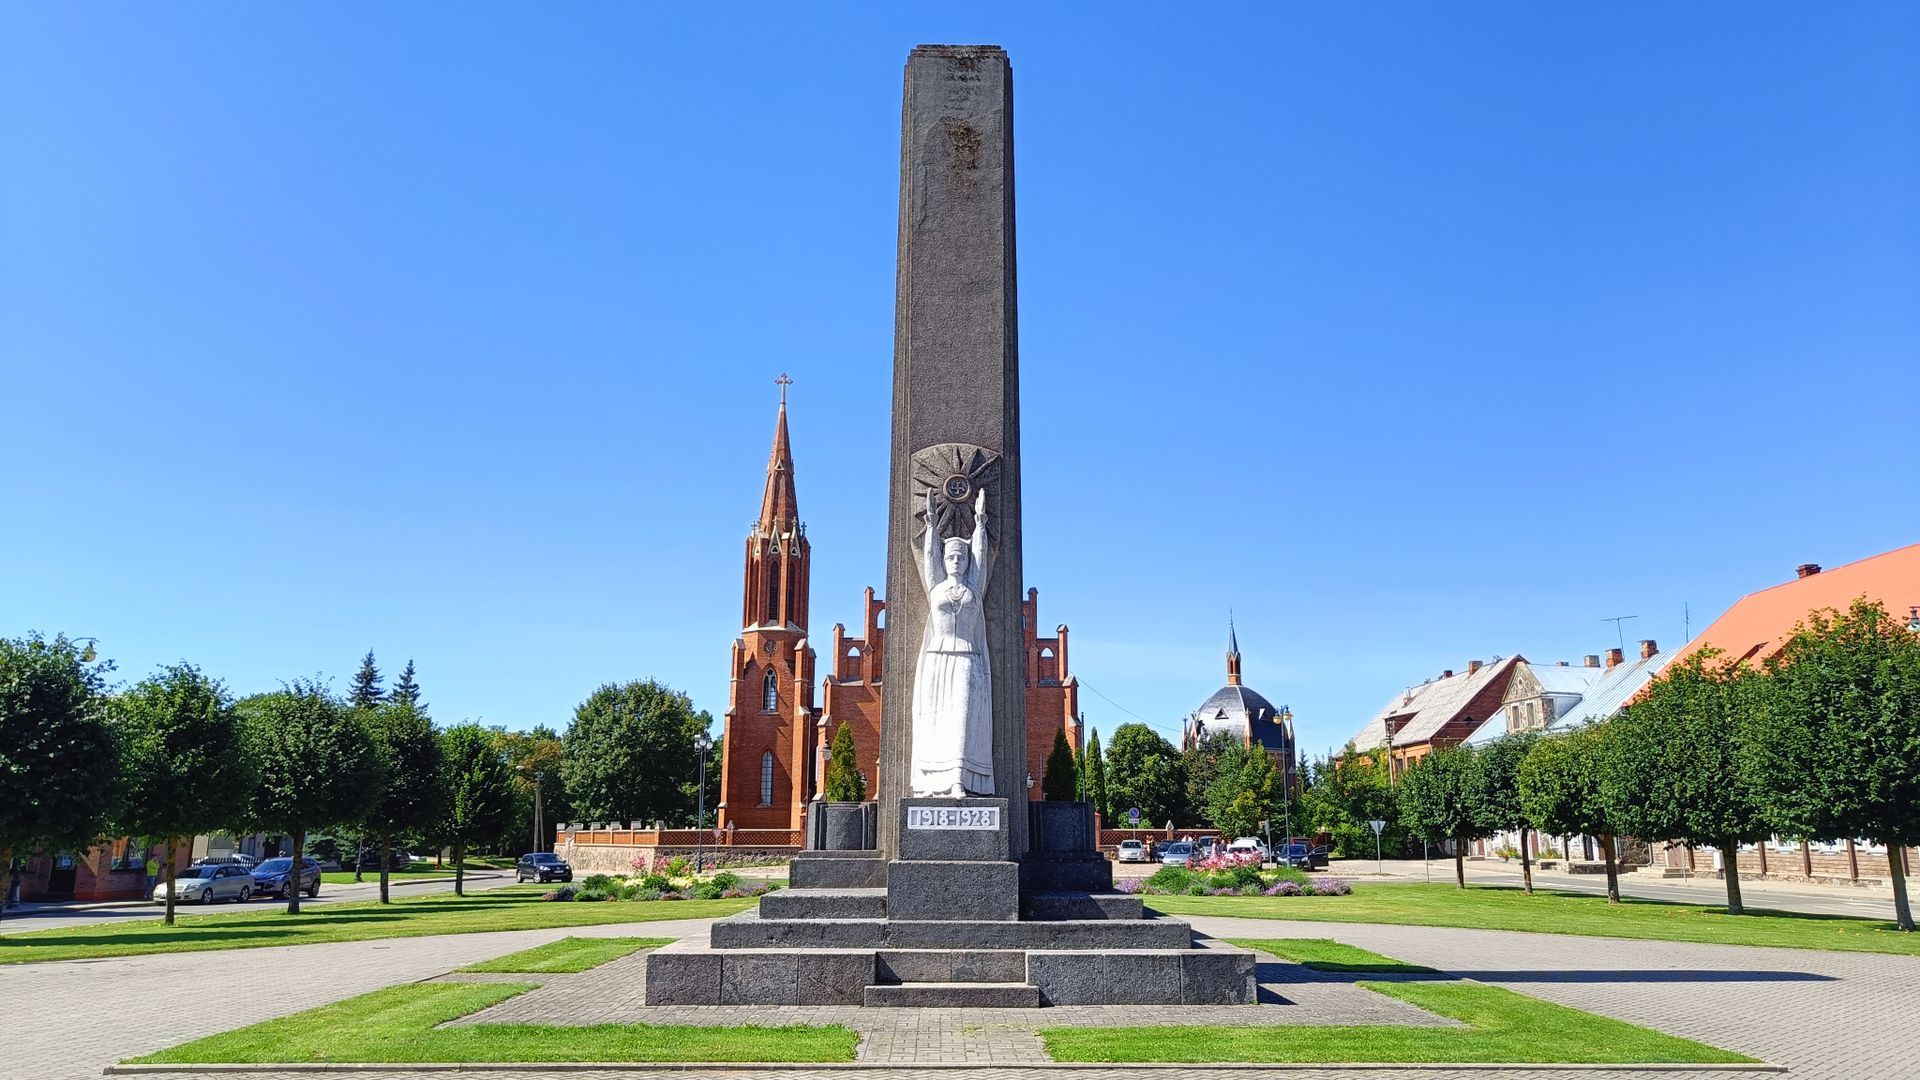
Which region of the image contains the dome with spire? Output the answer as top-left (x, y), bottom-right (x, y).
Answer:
top-left (1182, 619), bottom-right (1294, 757)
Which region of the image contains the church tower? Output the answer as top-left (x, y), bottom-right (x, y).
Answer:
top-left (717, 378), bottom-right (817, 833)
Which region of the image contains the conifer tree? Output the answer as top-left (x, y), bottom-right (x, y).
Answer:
top-left (1084, 729), bottom-right (1110, 822)
top-left (348, 651), bottom-right (383, 709)
top-left (390, 659), bottom-right (422, 709)
top-left (1042, 727), bottom-right (1077, 801)
top-left (823, 724), bottom-right (865, 802)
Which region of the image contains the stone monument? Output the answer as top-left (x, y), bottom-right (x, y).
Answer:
top-left (643, 44), bottom-right (1257, 1007)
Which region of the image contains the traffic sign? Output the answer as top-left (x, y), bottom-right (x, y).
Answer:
top-left (1128, 806), bottom-right (1141, 824)
top-left (1368, 819), bottom-right (1387, 835)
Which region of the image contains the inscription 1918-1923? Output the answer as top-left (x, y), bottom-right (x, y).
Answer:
top-left (905, 805), bottom-right (1001, 830)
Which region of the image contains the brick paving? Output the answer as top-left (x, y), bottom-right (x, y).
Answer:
top-left (9, 909), bottom-right (1914, 1080)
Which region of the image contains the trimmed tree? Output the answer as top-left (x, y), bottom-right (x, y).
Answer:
top-left (1042, 727), bottom-right (1077, 801)
top-left (440, 722), bottom-right (515, 897)
top-left (364, 699), bottom-right (445, 903)
top-left (1473, 732), bottom-right (1540, 894)
top-left (823, 723), bottom-right (866, 802)
top-left (1601, 651), bottom-right (1771, 915)
top-left (113, 662), bottom-right (252, 925)
top-left (562, 680), bottom-right (707, 825)
top-left (1519, 725), bottom-right (1622, 902)
top-left (1103, 722), bottom-right (1186, 828)
top-left (0, 634), bottom-right (118, 924)
top-left (1397, 746), bottom-right (1484, 888)
top-left (1083, 729), bottom-right (1110, 822)
top-left (240, 681), bottom-right (384, 914)
top-left (1742, 599), bottom-right (1920, 931)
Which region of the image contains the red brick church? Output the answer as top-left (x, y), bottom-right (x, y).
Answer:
top-left (716, 390), bottom-right (1081, 833)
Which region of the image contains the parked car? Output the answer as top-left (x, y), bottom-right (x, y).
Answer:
top-left (1227, 837), bottom-right (1270, 864)
top-left (155, 864), bottom-right (255, 904)
top-left (1115, 839), bottom-right (1151, 863)
top-left (251, 856), bottom-right (322, 899)
top-left (1276, 842), bottom-right (1322, 870)
top-left (193, 853), bottom-right (257, 869)
top-left (1158, 841), bottom-right (1194, 866)
top-left (515, 852), bottom-right (573, 883)
top-left (354, 848), bottom-right (416, 871)
top-left (1192, 836), bottom-right (1221, 859)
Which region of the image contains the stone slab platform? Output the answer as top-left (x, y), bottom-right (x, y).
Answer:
top-left (707, 909), bottom-right (1195, 950)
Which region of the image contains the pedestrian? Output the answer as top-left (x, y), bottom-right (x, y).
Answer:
top-left (143, 852), bottom-right (159, 899)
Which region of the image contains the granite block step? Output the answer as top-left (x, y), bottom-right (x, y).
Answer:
top-left (757, 887), bottom-right (887, 920)
top-left (1020, 890), bottom-right (1144, 920)
top-left (708, 909), bottom-right (1194, 950)
top-left (789, 851), bottom-right (887, 889)
top-left (876, 948), bottom-right (1026, 984)
top-left (862, 981), bottom-right (1041, 1008)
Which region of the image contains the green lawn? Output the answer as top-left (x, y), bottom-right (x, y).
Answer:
top-left (460, 936), bottom-right (669, 974)
top-left (1145, 882), bottom-right (1920, 956)
top-left (0, 887), bottom-right (755, 965)
top-left (128, 982), bottom-right (858, 1065)
top-left (319, 869), bottom-right (455, 885)
top-left (1041, 938), bottom-right (1755, 1065)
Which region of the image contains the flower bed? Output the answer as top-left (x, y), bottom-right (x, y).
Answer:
top-left (543, 870), bottom-right (779, 903)
top-left (1125, 864), bottom-right (1353, 898)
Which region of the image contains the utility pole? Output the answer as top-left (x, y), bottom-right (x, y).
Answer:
top-left (532, 770), bottom-right (545, 853)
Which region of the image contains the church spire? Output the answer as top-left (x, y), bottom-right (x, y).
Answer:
top-left (758, 375), bottom-right (799, 533)
top-left (1226, 614), bottom-right (1242, 686)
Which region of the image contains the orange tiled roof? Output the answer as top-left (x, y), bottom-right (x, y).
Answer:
top-left (1672, 542), bottom-right (1920, 669)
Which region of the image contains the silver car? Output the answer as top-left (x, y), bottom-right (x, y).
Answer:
top-left (155, 864), bottom-right (255, 905)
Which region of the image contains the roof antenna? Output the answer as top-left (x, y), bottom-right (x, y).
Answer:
top-left (1600, 614), bottom-right (1639, 652)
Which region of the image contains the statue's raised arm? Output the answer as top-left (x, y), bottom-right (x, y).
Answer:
top-left (918, 488), bottom-right (942, 592)
top-left (969, 486), bottom-right (991, 589)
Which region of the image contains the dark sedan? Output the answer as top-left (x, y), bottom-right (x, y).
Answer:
top-left (516, 852), bottom-right (573, 883)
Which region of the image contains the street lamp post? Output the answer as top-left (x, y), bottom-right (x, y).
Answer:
top-left (694, 731), bottom-right (714, 875)
top-left (532, 770), bottom-right (545, 854)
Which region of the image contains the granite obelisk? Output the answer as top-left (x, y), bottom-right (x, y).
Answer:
top-left (878, 45), bottom-right (1027, 857)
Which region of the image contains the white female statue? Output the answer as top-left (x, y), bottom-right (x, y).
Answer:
top-left (909, 485), bottom-right (995, 797)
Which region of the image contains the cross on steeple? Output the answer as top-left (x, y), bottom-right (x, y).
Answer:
top-left (776, 372), bottom-right (793, 404)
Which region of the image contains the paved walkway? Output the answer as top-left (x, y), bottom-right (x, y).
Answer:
top-left (8, 909), bottom-right (1915, 1080)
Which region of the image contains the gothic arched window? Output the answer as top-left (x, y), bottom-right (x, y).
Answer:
top-left (760, 751), bottom-right (775, 806)
top-left (763, 670), bottom-right (779, 712)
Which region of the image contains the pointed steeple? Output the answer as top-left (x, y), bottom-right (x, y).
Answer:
top-left (758, 377), bottom-right (799, 533)
top-left (1226, 614), bottom-right (1242, 686)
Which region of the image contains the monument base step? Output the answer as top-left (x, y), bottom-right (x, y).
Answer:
top-left (863, 981), bottom-right (1040, 1008)
top-left (758, 887), bottom-right (887, 920)
top-left (709, 909), bottom-right (1193, 950)
top-left (790, 851), bottom-right (887, 889)
top-left (877, 948), bottom-right (1026, 984)
top-left (1021, 890), bottom-right (1143, 920)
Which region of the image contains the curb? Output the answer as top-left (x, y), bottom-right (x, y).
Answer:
top-left (104, 1062), bottom-right (1785, 1074)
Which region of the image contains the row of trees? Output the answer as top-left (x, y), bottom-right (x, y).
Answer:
top-left (1074, 722), bottom-right (1299, 840)
top-left (1387, 599), bottom-right (1920, 931)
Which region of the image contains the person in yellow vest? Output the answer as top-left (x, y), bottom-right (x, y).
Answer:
top-left (144, 854), bottom-right (159, 899)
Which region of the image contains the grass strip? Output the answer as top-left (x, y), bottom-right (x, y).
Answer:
top-left (0, 887), bottom-right (755, 965)
top-left (460, 936), bottom-right (669, 974)
top-left (129, 982), bottom-right (858, 1064)
top-left (319, 870), bottom-right (455, 884)
top-left (1041, 938), bottom-right (1755, 1065)
top-left (1145, 882), bottom-right (1920, 957)
top-left (1231, 936), bottom-right (1439, 974)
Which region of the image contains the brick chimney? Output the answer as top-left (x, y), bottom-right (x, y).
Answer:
top-left (1639, 638), bottom-right (1658, 660)
top-left (1441, 669), bottom-right (1453, 679)
top-left (1466, 659), bottom-right (1483, 675)
top-left (1796, 563), bottom-right (1822, 579)
top-left (1583, 654), bottom-right (1600, 668)
top-left (1605, 647), bottom-right (1624, 669)
top-left (1555, 660), bottom-right (1570, 666)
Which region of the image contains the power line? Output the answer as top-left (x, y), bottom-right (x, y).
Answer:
top-left (1075, 677), bottom-right (1184, 740)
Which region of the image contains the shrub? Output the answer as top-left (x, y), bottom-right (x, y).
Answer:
top-left (574, 886), bottom-right (611, 902)
top-left (710, 871), bottom-right (742, 891)
top-left (1184, 881), bottom-right (1212, 896)
top-left (581, 873), bottom-right (615, 892)
top-left (1114, 878), bottom-right (1142, 895)
top-left (1310, 876), bottom-right (1352, 896)
top-left (1210, 864), bottom-right (1263, 889)
top-left (1266, 866), bottom-right (1311, 888)
top-left (634, 887), bottom-right (664, 901)
top-left (666, 856), bottom-right (690, 876)
top-left (1263, 880), bottom-right (1303, 896)
top-left (1144, 865), bottom-right (1196, 893)
top-left (541, 886), bottom-right (577, 902)
top-left (638, 872), bottom-right (672, 892)
top-left (660, 890), bottom-right (686, 901)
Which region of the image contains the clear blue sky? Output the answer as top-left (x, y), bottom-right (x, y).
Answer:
top-left (4, 6), bottom-right (1915, 759)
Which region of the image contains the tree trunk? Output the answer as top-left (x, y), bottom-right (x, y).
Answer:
top-left (0, 844), bottom-right (12, 924)
top-left (1888, 843), bottom-right (1914, 932)
top-left (1721, 839), bottom-right (1745, 915)
top-left (1453, 842), bottom-right (1466, 889)
top-left (1602, 834), bottom-right (1620, 904)
top-left (378, 828), bottom-right (392, 905)
top-left (453, 841), bottom-right (465, 898)
top-left (287, 828), bottom-right (305, 915)
top-left (163, 837), bottom-right (178, 927)
top-left (1521, 828), bottom-right (1534, 895)
top-left (353, 832), bottom-right (365, 883)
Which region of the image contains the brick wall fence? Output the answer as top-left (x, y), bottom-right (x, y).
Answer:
top-left (556, 824), bottom-right (800, 875)
top-left (1661, 840), bottom-right (1918, 887)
